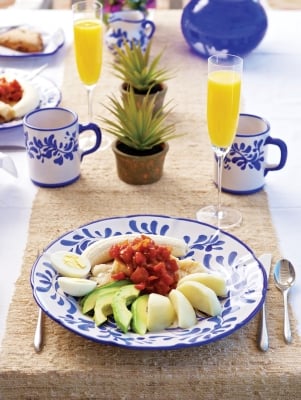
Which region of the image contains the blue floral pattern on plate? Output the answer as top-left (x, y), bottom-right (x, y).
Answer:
top-left (30, 215), bottom-right (267, 350)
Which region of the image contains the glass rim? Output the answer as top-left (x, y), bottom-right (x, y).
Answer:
top-left (72, 0), bottom-right (103, 12)
top-left (208, 54), bottom-right (243, 66)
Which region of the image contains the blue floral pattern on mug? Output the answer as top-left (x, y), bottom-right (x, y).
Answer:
top-left (108, 28), bottom-right (148, 51)
top-left (106, 27), bottom-right (152, 53)
top-left (24, 130), bottom-right (78, 166)
top-left (224, 139), bottom-right (264, 171)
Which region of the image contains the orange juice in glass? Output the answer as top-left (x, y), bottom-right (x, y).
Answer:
top-left (74, 18), bottom-right (103, 86)
top-left (207, 70), bottom-right (241, 148)
top-left (196, 54), bottom-right (243, 230)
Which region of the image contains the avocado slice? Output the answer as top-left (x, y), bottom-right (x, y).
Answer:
top-left (112, 284), bottom-right (140, 333)
top-left (94, 291), bottom-right (118, 326)
top-left (81, 280), bottom-right (130, 314)
top-left (131, 294), bottom-right (149, 335)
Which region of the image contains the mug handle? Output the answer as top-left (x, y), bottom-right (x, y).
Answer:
top-left (264, 136), bottom-right (288, 176)
top-left (79, 123), bottom-right (102, 160)
top-left (142, 20), bottom-right (156, 39)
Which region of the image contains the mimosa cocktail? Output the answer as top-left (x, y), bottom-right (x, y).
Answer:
top-left (196, 54), bottom-right (243, 229)
top-left (207, 70), bottom-right (241, 148)
top-left (72, 1), bottom-right (110, 150)
top-left (74, 19), bottom-right (103, 86)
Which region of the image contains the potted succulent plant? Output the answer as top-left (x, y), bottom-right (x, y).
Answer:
top-left (101, 87), bottom-right (182, 185)
top-left (112, 39), bottom-right (173, 114)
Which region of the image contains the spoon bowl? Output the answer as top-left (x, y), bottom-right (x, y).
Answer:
top-left (273, 259), bottom-right (296, 343)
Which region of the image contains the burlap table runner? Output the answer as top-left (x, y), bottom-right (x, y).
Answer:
top-left (1, 10), bottom-right (300, 400)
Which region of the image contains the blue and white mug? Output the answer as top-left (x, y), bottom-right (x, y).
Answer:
top-left (23, 107), bottom-right (102, 188)
top-left (215, 113), bottom-right (288, 194)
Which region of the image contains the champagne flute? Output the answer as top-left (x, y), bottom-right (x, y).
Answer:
top-left (196, 54), bottom-right (243, 229)
top-left (72, 0), bottom-right (111, 150)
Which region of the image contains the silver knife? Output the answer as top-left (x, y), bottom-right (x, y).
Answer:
top-left (258, 253), bottom-right (272, 351)
top-left (34, 307), bottom-right (44, 353)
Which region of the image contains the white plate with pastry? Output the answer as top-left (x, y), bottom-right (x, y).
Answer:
top-left (0, 68), bottom-right (61, 146)
top-left (0, 25), bottom-right (65, 58)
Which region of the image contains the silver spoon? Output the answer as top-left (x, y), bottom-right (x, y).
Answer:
top-left (273, 259), bottom-right (296, 343)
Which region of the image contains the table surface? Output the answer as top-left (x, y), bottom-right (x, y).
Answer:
top-left (1, 4), bottom-right (300, 336)
top-left (0, 5), bottom-right (301, 397)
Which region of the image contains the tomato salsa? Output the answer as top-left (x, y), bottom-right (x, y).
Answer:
top-left (0, 77), bottom-right (23, 104)
top-left (110, 235), bottom-right (179, 295)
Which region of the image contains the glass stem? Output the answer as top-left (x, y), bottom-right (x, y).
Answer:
top-left (216, 153), bottom-right (224, 228)
top-left (87, 86), bottom-right (94, 121)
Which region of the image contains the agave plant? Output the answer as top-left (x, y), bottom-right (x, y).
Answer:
top-left (101, 87), bottom-right (181, 151)
top-left (112, 39), bottom-right (172, 94)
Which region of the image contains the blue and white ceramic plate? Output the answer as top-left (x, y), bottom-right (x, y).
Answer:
top-left (0, 26), bottom-right (65, 58)
top-left (0, 68), bottom-right (62, 147)
top-left (31, 215), bottom-right (267, 350)
top-left (0, 68), bottom-right (61, 134)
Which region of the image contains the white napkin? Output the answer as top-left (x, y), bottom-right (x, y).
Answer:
top-left (0, 152), bottom-right (18, 177)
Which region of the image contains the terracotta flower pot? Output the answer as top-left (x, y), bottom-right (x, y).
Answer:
top-left (120, 82), bottom-right (168, 114)
top-left (112, 140), bottom-right (169, 185)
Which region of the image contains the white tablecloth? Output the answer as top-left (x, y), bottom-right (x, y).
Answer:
top-left (0, 9), bottom-right (73, 346)
top-left (1, 6), bottom-right (301, 347)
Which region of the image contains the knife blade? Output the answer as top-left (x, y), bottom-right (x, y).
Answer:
top-left (258, 253), bottom-right (272, 351)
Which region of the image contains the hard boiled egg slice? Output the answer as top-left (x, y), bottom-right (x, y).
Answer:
top-left (58, 277), bottom-right (97, 297)
top-left (50, 251), bottom-right (91, 278)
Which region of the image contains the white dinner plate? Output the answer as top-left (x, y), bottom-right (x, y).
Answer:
top-left (0, 26), bottom-right (65, 58)
top-left (30, 214), bottom-right (267, 350)
top-left (0, 68), bottom-right (61, 146)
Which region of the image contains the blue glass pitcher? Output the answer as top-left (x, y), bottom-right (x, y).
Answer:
top-left (181, 0), bottom-right (268, 58)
